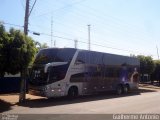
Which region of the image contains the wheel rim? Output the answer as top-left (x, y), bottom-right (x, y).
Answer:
top-left (124, 86), bottom-right (128, 93)
top-left (68, 88), bottom-right (77, 98)
top-left (117, 86), bottom-right (122, 95)
top-left (71, 90), bottom-right (75, 97)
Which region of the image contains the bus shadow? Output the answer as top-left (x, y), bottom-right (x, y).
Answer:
top-left (0, 99), bottom-right (13, 113)
top-left (17, 88), bottom-right (157, 108)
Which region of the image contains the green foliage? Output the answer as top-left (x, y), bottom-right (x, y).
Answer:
top-left (41, 43), bottom-right (49, 48)
top-left (153, 60), bottom-right (160, 77)
top-left (0, 24), bottom-right (10, 76)
top-left (154, 60), bottom-right (160, 66)
top-left (35, 41), bottom-right (49, 51)
top-left (0, 24), bottom-right (37, 76)
top-left (137, 55), bottom-right (155, 75)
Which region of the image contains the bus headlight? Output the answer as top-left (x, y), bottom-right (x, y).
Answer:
top-left (51, 88), bottom-right (62, 92)
top-left (43, 86), bottom-right (49, 91)
top-left (51, 89), bottom-right (55, 92)
top-left (58, 89), bottom-right (62, 92)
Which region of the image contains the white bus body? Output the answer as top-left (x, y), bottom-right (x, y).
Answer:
top-left (29, 48), bottom-right (140, 98)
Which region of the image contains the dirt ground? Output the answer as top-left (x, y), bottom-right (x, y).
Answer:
top-left (0, 83), bottom-right (159, 105)
top-left (139, 83), bottom-right (160, 90)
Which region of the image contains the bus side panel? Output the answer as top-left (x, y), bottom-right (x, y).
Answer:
top-left (69, 50), bottom-right (140, 96)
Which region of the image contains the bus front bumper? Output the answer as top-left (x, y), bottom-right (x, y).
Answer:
top-left (29, 88), bottom-right (66, 98)
top-left (29, 89), bottom-right (46, 97)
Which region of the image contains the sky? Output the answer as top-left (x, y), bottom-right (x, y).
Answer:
top-left (0, 0), bottom-right (160, 59)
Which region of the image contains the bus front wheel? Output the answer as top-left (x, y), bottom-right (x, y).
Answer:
top-left (68, 87), bottom-right (78, 99)
top-left (123, 84), bottom-right (130, 94)
top-left (116, 85), bottom-right (123, 95)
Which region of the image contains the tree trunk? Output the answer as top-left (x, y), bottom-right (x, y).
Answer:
top-left (19, 69), bottom-right (26, 103)
top-left (159, 72), bottom-right (160, 86)
top-left (141, 73), bottom-right (144, 83)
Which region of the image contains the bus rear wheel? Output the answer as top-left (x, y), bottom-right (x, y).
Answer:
top-left (68, 87), bottom-right (78, 99)
top-left (123, 84), bottom-right (130, 94)
top-left (116, 85), bottom-right (123, 95)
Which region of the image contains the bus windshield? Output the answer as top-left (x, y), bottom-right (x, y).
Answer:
top-left (34, 48), bottom-right (76, 64)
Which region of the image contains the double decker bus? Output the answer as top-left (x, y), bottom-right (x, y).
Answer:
top-left (29, 48), bottom-right (140, 98)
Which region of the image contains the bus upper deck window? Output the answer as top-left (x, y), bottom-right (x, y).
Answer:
top-left (75, 60), bottom-right (85, 65)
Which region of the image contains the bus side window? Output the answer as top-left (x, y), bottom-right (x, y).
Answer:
top-left (75, 60), bottom-right (85, 65)
top-left (75, 52), bottom-right (85, 65)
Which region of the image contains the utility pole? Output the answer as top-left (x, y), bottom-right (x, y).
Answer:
top-left (19, 0), bottom-right (30, 103)
top-left (19, 0), bottom-right (37, 103)
top-left (74, 39), bottom-right (78, 49)
top-left (51, 16), bottom-right (53, 47)
top-left (54, 40), bottom-right (56, 47)
top-left (24, 0), bottom-right (30, 35)
top-left (88, 25), bottom-right (91, 50)
top-left (156, 45), bottom-right (159, 60)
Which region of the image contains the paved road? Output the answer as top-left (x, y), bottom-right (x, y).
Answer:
top-left (1, 87), bottom-right (160, 114)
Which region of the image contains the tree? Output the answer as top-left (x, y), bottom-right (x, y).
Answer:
top-left (152, 60), bottom-right (160, 86)
top-left (0, 24), bottom-right (37, 101)
top-left (41, 43), bottom-right (49, 49)
top-left (8, 28), bottom-right (37, 101)
top-left (0, 24), bottom-right (37, 76)
top-left (35, 41), bottom-right (49, 51)
top-left (6, 28), bottom-right (37, 74)
top-left (137, 55), bottom-right (155, 82)
top-left (0, 23), bottom-right (10, 77)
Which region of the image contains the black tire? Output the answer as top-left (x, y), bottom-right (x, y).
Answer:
top-left (67, 87), bottom-right (78, 99)
top-left (123, 84), bottom-right (129, 94)
top-left (116, 85), bottom-right (123, 95)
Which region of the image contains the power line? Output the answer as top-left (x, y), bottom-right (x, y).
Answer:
top-left (28, 30), bottom-right (157, 56)
top-left (78, 4), bottom-right (149, 35)
top-left (30, 4), bottom-right (152, 47)
top-left (31, 0), bottom-right (149, 40)
top-left (88, 24), bottom-right (91, 50)
top-left (1, 21), bottom-right (157, 57)
top-left (29, 0), bottom-right (37, 17)
top-left (51, 16), bottom-right (53, 47)
top-left (32, 0), bottom-right (88, 18)
top-left (156, 45), bottom-right (159, 60)
top-left (2, 21), bottom-right (152, 55)
top-left (30, 12), bottom-right (142, 46)
top-left (1, 21), bottom-right (24, 28)
top-left (62, 6), bottom-right (151, 42)
top-left (19, 0), bottom-right (25, 10)
top-left (27, 0), bottom-right (154, 52)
